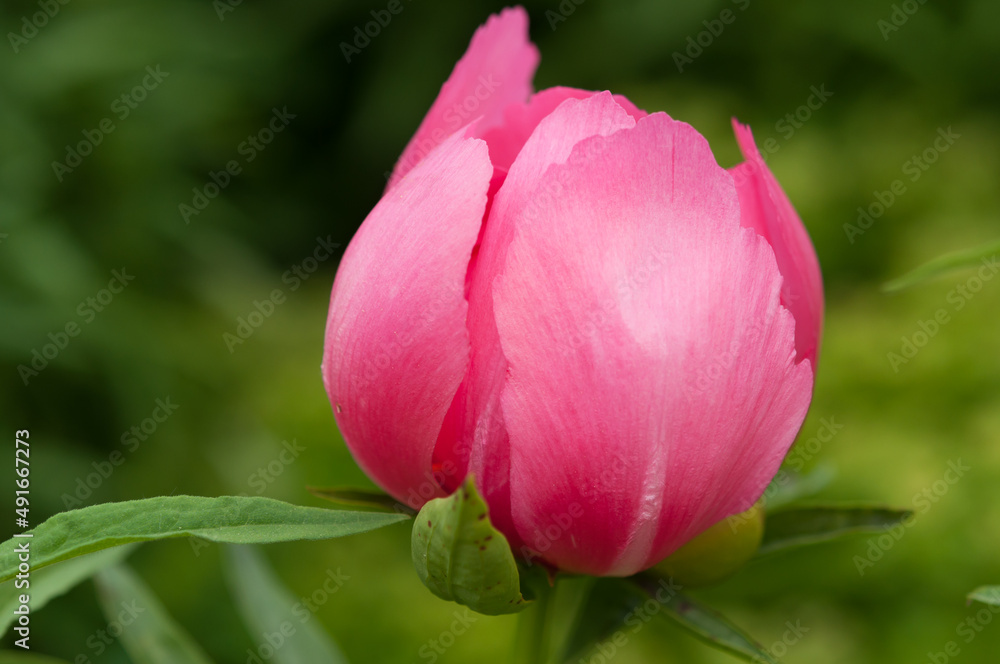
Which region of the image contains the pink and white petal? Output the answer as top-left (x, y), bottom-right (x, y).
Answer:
top-left (494, 113), bottom-right (814, 576)
top-left (323, 133), bottom-right (493, 506)
top-left (730, 120), bottom-right (824, 364)
top-left (432, 92), bottom-right (638, 547)
top-left (480, 86), bottom-right (648, 173)
top-left (387, 7), bottom-right (539, 190)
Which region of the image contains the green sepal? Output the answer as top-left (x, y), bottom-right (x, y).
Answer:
top-left (634, 574), bottom-right (778, 664)
top-left (756, 505), bottom-right (914, 557)
top-left (561, 575), bottom-right (776, 664)
top-left (307, 486), bottom-right (414, 514)
top-left (411, 476), bottom-right (531, 616)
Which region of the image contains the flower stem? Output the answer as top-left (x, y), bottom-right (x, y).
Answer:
top-left (512, 576), bottom-right (555, 664)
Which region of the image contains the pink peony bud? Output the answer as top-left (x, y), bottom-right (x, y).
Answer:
top-left (322, 6), bottom-right (823, 577)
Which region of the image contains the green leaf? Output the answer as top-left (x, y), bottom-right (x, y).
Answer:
top-left (757, 505), bottom-right (913, 556)
top-left (765, 464), bottom-right (837, 510)
top-left (411, 477), bottom-right (529, 615)
top-left (558, 578), bottom-right (643, 663)
top-left (882, 238), bottom-right (1000, 292)
top-left (307, 486), bottom-right (413, 514)
top-left (633, 575), bottom-right (777, 664)
top-left (0, 544), bottom-right (137, 636)
top-left (0, 495), bottom-right (409, 583)
top-left (224, 546), bottom-right (348, 664)
top-left (968, 586), bottom-right (1000, 606)
top-left (94, 564), bottom-right (214, 664)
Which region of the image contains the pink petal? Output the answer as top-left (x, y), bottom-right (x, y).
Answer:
top-left (322, 133), bottom-right (492, 506)
top-left (493, 113), bottom-right (814, 576)
top-left (387, 7), bottom-right (539, 190)
top-left (730, 121), bottom-right (824, 364)
top-left (432, 92), bottom-right (638, 548)
top-left (480, 86), bottom-right (647, 173)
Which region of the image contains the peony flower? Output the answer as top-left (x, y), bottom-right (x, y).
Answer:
top-left (322, 6), bottom-right (823, 577)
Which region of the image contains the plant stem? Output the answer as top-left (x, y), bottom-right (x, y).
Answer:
top-left (512, 576), bottom-right (555, 664)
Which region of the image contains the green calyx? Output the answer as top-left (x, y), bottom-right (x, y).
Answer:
top-left (411, 476), bottom-right (531, 616)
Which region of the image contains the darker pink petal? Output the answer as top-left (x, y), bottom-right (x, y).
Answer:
top-left (730, 120), bottom-right (824, 364)
top-left (480, 86), bottom-right (647, 173)
top-left (387, 7), bottom-right (539, 190)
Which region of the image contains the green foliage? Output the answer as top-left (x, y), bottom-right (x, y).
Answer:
top-left (564, 576), bottom-right (776, 664)
top-left (0, 496), bottom-right (407, 582)
top-left (1, 0), bottom-right (999, 661)
top-left (968, 586), bottom-right (1000, 607)
top-left (757, 506), bottom-right (914, 556)
top-left (94, 565), bottom-right (214, 664)
top-left (224, 546), bottom-right (348, 664)
top-left (0, 545), bottom-right (136, 636)
top-left (884, 239), bottom-right (1000, 291)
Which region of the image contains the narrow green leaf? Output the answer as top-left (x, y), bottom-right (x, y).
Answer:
top-left (224, 546), bottom-right (348, 664)
top-left (411, 477), bottom-right (529, 615)
top-left (757, 505), bottom-right (913, 556)
top-left (0, 654), bottom-right (72, 664)
top-left (633, 575), bottom-right (777, 664)
top-left (765, 464), bottom-right (837, 510)
top-left (0, 544), bottom-right (137, 637)
top-left (307, 486), bottom-right (413, 514)
top-left (883, 238), bottom-right (1000, 292)
top-left (0, 496), bottom-right (409, 583)
top-left (968, 586), bottom-right (1000, 606)
top-left (94, 564), bottom-right (214, 664)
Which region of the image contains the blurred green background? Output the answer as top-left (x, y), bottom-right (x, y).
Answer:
top-left (2, 0), bottom-right (999, 662)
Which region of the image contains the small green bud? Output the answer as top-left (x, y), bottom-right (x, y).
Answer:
top-left (653, 502), bottom-right (764, 588)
